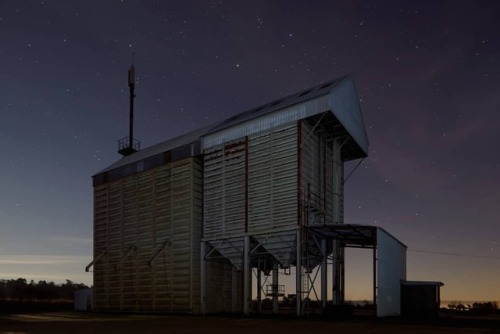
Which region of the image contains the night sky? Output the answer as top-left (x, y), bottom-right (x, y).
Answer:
top-left (1, 1), bottom-right (499, 302)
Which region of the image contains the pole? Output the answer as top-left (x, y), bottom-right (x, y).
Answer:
top-left (128, 64), bottom-right (135, 150)
top-left (272, 262), bottom-right (279, 314)
top-left (200, 241), bottom-right (206, 315)
top-left (257, 258), bottom-right (262, 314)
top-left (232, 268), bottom-right (237, 312)
top-left (321, 238), bottom-right (328, 312)
top-left (296, 228), bottom-right (302, 316)
top-left (243, 235), bottom-right (250, 316)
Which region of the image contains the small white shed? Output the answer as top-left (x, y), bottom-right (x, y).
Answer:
top-left (74, 288), bottom-right (93, 311)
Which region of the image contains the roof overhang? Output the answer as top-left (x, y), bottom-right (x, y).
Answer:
top-left (201, 75), bottom-right (369, 160)
top-left (309, 224), bottom-right (407, 249)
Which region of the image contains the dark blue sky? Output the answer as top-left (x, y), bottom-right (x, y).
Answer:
top-left (0, 0), bottom-right (499, 301)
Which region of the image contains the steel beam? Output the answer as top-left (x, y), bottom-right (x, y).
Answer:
top-left (321, 238), bottom-right (328, 311)
top-left (200, 241), bottom-right (206, 315)
top-left (272, 262), bottom-right (279, 314)
top-left (296, 229), bottom-right (302, 316)
top-left (243, 235), bottom-right (250, 316)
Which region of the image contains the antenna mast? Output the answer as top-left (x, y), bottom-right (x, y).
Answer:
top-left (118, 54), bottom-right (140, 156)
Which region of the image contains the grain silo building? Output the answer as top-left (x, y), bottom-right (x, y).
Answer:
top-left (89, 75), bottom-right (408, 316)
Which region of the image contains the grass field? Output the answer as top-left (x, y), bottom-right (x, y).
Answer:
top-left (1, 312), bottom-right (499, 334)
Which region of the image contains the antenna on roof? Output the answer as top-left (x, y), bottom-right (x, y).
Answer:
top-left (118, 53), bottom-right (141, 157)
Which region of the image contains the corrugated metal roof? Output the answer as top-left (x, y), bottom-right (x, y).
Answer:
top-left (94, 74), bottom-right (369, 179)
top-left (207, 75), bottom-right (348, 134)
top-left (202, 74), bottom-right (369, 157)
top-left (94, 124), bottom-right (217, 176)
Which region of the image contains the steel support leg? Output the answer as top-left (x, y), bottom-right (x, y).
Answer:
top-left (296, 229), bottom-right (302, 316)
top-left (272, 262), bottom-right (279, 314)
top-left (257, 260), bottom-right (262, 314)
top-left (321, 238), bottom-right (328, 312)
top-left (243, 235), bottom-right (250, 316)
top-left (232, 268), bottom-right (237, 312)
top-left (200, 241), bottom-right (206, 315)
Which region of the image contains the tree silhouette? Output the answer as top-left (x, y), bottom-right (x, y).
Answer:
top-left (0, 278), bottom-right (89, 302)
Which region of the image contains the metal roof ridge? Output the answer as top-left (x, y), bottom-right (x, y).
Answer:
top-left (202, 74), bottom-right (350, 136)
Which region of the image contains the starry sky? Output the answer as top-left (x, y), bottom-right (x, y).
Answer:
top-left (0, 0), bottom-right (499, 302)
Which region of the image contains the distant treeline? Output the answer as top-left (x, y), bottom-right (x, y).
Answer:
top-left (0, 278), bottom-right (90, 302)
top-left (445, 301), bottom-right (499, 315)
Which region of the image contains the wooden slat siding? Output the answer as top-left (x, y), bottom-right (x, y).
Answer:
top-left (136, 170), bottom-right (154, 311)
top-left (171, 159), bottom-right (192, 310)
top-left (108, 180), bottom-right (124, 310)
top-left (93, 184), bottom-right (108, 310)
top-left (92, 157), bottom-right (202, 313)
top-left (153, 163), bottom-right (172, 311)
top-left (203, 145), bottom-right (224, 238)
top-left (205, 259), bottom-right (239, 313)
top-left (247, 123), bottom-right (298, 233)
top-left (190, 158), bottom-right (203, 313)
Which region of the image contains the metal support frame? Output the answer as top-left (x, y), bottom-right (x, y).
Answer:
top-left (232, 268), bottom-right (238, 312)
top-left (332, 138), bottom-right (342, 224)
top-left (296, 228), bottom-right (302, 316)
top-left (332, 240), bottom-right (339, 304)
top-left (300, 112), bottom-right (328, 149)
top-left (321, 238), bottom-right (327, 311)
top-left (272, 262), bottom-right (279, 314)
top-left (115, 246), bottom-right (136, 270)
top-left (147, 239), bottom-right (170, 267)
top-left (243, 235), bottom-right (250, 316)
top-left (200, 241), bottom-right (207, 315)
top-left (257, 258), bottom-right (262, 314)
top-left (85, 251), bottom-right (106, 272)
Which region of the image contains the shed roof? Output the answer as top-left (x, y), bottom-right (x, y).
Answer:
top-left (402, 281), bottom-right (444, 286)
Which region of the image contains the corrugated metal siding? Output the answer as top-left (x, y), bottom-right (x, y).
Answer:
top-left (202, 95), bottom-right (329, 150)
top-left (92, 157), bottom-right (202, 313)
top-left (247, 123), bottom-right (298, 233)
top-left (203, 122), bottom-right (300, 268)
top-left (203, 139), bottom-right (247, 239)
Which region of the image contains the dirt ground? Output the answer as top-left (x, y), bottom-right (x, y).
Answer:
top-left (0, 312), bottom-right (499, 334)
